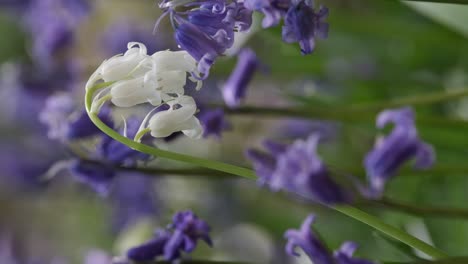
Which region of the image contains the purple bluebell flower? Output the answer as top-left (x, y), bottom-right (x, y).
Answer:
top-left (334, 242), bottom-right (376, 264)
top-left (364, 107), bottom-right (435, 197)
top-left (127, 210), bottom-right (212, 262)
top-left (198, 108), bottom-right (230, 138)
top-left (101, 19), bottom-right (163, 56)
top-left (247, 135), bottom-right (351, 204)
top-left (162, 0), bottom-right (253, 78)
top-left (282, 0), bottom-right (328, 55)
top-left (222, 48), bottom-right (259, 108)
top-left (284, 214), bottom-right (334, 264)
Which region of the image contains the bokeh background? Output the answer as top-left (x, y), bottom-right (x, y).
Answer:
top-left (0, 0), bottom-right (468, 263)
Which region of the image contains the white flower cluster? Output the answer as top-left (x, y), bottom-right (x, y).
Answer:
top-left (86, 42), bottom-right (203, 139)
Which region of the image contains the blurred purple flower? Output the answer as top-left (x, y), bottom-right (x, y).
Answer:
top-left (364, 107), bottom-right (435, 197)
top-left (0, 62), bottom-right (80, 128)
top-left (282, 0), bottom-right (328, 55)
top-left (198, 108), bottom-right (230, 138)
top-left (127, 210), bottom-right (212, 262)
top-left (285, 215), bottom-right (375, 264)
top-left (24, 0), bottom-right (90, 68)
top-left (68, 159), bottom-right (115, 195)
top-left (285, 214), bottom-right (333, 264)
top-left (222, 48), bottom-right (259, 108)
top-left (247, 135), bottom-right (351, 204)
top-left (334, 242), bottom-right (376, 264)
top-left (39, 92), bottom-right (114, 141)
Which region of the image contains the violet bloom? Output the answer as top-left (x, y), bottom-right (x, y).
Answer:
top-left (165, 210), bottom-right (213, 259)
top-left (198, 108), bottom-right (231, 138)
top-left (364, 107), bottom-right (435, 197)
top-left (246, 135), bottom-right (350, 204)
top-left (127, 210), bottom-right (212, 263)
top-left (334, 242), bottom-right (376, 264)
top-left (282, 0), bottom-right (328, 55)
top-left (162, 0), bottom-right (253, 78)
top-left (222, 48), bottom-right (259, 108)
top-left (284, 214), bottom-right (334, 264)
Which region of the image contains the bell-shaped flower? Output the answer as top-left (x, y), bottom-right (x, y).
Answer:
top-left (146, 95), bottom-right (203, 139)
top-left (86, 42), bottom-right (151, 89)
top-left (87, 42), bottom-right (201, 110)
top-left (364, 107), bottom-right (435, 197)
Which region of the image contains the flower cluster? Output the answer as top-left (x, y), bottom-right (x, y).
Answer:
top-left (248, 106), bottom-right (435, 201)
top-left (159, 0), bottom-right (253, 78)
top-left (246, 134), bottom-right (351, 204)
top-left (285, 214), bottom-right (375, 264)
top-left (127, 210), bottom-right (212, 263)
top-left (87, 42), bottom-right (205, 139)
top-left (364, 107), bottom-right (435, 197)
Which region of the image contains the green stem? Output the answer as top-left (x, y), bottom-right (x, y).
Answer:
top-left (85, 86), bottom-right (255, 180)
top-left (333, 206), bottom-right (449, 259)
top-left (85, 84), bottom-right (448, 260)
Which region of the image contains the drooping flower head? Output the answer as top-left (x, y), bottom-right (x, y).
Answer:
top-left (282, 0), bottom-right (328, 55)
top-left (86, 42), bottom-right (204, 139)
top-left (127, 210), bottom-right (212, 263)
top-left (159, 0), bottom-right (253, 78)
top-left (364, 107), bottom-right (435, 197)
top-left (246, 134), bottom-right (351, 204)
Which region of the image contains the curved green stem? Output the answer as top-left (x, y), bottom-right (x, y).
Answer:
top-left (85, 84), bottom-right (448, 260)
top-left (85, 84), bottom-right (255, 180)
